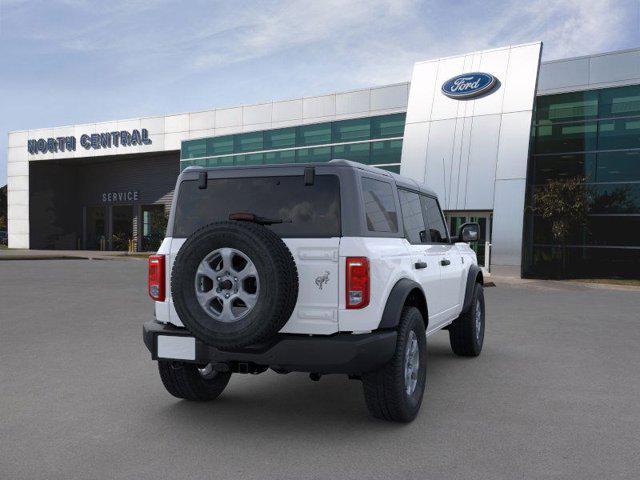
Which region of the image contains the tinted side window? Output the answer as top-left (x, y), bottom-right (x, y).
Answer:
top-left (398, 189), bottom-right (426, 243)
top-left (420, 196), bottom-right (449, 243)
top-left (361, 178), bottom-right (398, 233)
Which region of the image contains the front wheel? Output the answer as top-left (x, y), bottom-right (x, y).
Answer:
top-left (158, 361), bottom-right (231, 401)
top-left (362, 306), bottom-right (427, 422)
top-left (449, 283), bottom-right (485, 357)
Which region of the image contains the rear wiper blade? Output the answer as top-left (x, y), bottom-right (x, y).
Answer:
top-left (229, 212), bottom-right (290, 226)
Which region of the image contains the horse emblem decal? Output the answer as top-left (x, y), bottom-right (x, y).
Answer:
top-left (315, 271), bottom-right (330, 290)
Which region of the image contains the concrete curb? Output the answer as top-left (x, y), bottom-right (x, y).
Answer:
top-left (0, 253), bottom-right (149, 261)
top-left (491, 275), bottom-right (640, 292)
top-left (0, 256), bottom-right (90, 261)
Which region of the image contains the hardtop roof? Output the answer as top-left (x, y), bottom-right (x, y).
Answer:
top-left (183, 159), bottom-right (437, 197)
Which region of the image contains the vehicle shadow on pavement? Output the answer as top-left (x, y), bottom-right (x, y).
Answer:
top-left (146, 338), bottom-right (465, 434)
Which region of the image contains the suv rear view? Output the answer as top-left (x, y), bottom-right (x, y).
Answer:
top-left (144, 160), bottom-right (485, 422)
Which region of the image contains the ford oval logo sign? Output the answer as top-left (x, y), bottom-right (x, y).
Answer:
top-left (441, 72), bottom-right (497, 99)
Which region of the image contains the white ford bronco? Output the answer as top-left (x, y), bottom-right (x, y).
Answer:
top-left (143, 160), bottom-right (485, 422)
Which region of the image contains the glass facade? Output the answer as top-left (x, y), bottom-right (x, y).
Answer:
top-left (180, 113), bottom-right (405, 171)
top-left (523, 84), bottom-right (640, 278)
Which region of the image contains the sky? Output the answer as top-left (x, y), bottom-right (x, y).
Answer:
top-left (1, 0), bottom-right (639, 186)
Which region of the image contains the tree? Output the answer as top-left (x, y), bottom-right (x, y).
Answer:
top-left (533, 176), bottom-right (589, 277)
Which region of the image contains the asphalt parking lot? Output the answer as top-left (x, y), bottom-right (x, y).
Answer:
top-left (1, 260), bottom-right (639, 480)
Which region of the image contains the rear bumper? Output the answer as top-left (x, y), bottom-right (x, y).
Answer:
top-left (143, 320), bottom-right (396, 375)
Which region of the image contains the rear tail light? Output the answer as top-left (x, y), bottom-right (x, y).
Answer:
top-left (148, 254), bottom-right (165, 301)
top-left (346, 257), bottom-right (369, 309)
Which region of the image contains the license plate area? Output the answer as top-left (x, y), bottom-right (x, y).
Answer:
top-left (157, 335), bottom-right (196, 361)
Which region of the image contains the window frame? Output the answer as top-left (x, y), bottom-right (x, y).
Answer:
top-left (419, 194), bottom-right (451, 244)
top-left (397, 188), bottom-right (428, 245)
top-left (360, 176), bottom-right (400, 235)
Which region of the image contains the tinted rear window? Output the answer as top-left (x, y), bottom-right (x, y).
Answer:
top-left (173, 175), bottom-right (341, 238)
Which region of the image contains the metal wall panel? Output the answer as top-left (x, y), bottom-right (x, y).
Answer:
top-left (336, 89), bottom-right (370, 115)
top-left (424, 118), bottom-right (456, 204)
top-left (189, 111), bottom-right (215, 131)
top-left (430, 56), bottom-right (467, 121)
top-left (463, 114), bottom-right (501, 210)
top-left (272, 99), bottom-right (303, 122)
top-left (303, 94), bottom-right (336, 118)
top-left (589, 49), bottom-right (640, 85)
top-left (405, 63), bottom-right (438, 124)
top-left (472, 49), bottom-right (509, 116)
top-left (502, 43), bottom-right (542, 113)
top-left (242, 103), bottom-right (272, 125)
top-left (495, 110), bottom-right (534, 180)
top-left (215, 107), bottom-right (243, 128)
top-left (402, 42), bottom-right (542, 268)
top-left (537, 58), bottom-right (589, 92)
top-left (492, 179), bottom-right (527, 266)
top-left (164, 114), bottom-right (190, 133)
top-left (399, 122), bottom-right (430, 181)
top-left (8, 130), bottom-right (27, 147)
top-left (140, 116), bottom-right (165, 135)
top-left (537, 48), bottom-right (640, 95)
top-left (189, 129), bottom-right (215, 140)
top-left (370, 84), bottom-right (409, 111)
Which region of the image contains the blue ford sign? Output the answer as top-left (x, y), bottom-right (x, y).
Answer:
top-left (441, 72), bottom-right (497, 99)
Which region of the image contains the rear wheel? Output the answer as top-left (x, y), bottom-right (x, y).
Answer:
top-left (449, 283), bottom-right (485, 357)
top-left (158, 361), bottom-right (231, 401)
top-left (362, 307), bottom-right (427, 422)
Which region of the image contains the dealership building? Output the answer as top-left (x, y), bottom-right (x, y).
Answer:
top-left (6, 42), bottom-right (640, 278)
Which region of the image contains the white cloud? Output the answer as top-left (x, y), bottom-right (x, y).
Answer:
top-left (338, 0), bottom-right (635, 85)
top-left (486, 0), bottom-right (631, 60)
top-left (4, 0), bottom-right (634, 84)
top-left (189, 0), bottom-right (419, 70)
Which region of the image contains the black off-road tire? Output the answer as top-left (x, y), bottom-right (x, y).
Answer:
top-left (362, 307), bottom-right (427, 423)
top-left (171, 221), bottom-right (298, 350)
top-left (449, 283), bottom-right (485, 357)
top-left (158, 361), bottom-right (231, 401)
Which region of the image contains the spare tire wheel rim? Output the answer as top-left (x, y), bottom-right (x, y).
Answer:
top-left (194, 247), bottom-right (260, 322)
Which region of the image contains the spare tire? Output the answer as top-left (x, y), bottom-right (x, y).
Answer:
top-left (171, 221), bottom-right (298, 350)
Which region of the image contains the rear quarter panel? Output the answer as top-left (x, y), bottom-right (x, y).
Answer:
top-left (338, 237), bottom-right (413, 332)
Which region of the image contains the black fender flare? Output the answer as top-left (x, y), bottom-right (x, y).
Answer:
top-left (461, 264), bottom-right (484, 313)
top-left (377, 278), bottom-right (427, 330)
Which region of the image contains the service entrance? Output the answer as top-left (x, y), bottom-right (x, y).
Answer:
top-left (83, 204), bottom-right (133, 251)
top-left (111, 205), bottom-right (134, 251)
top-left (82, 203), bottom-right (167, 251)
top-left (28, 152), bottom-right (179, 251)
top-left (85, 206), bottom-right (106, 250)
top-left (445, 211), bottom-right (492, 272)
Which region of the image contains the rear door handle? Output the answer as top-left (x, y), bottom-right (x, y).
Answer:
top-left (440, 258), bottom-right (451, 266)
top-left (414, 261), bottom-right (427, 269)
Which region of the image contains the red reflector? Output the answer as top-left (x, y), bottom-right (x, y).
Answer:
top-left (148, 254), bottom-right (165, 301)
top-left (346, 257), bottom-right (369, 309)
